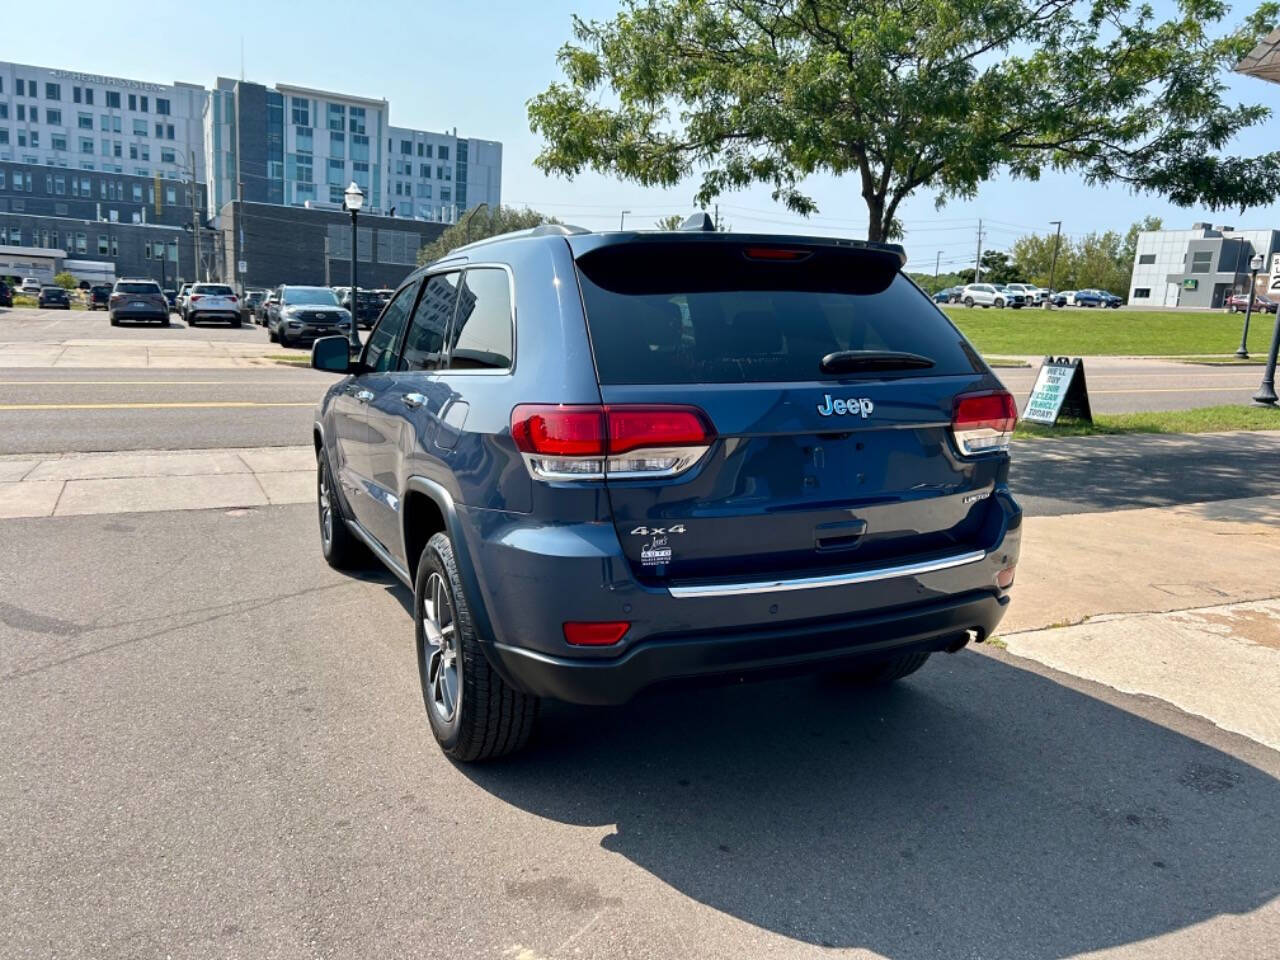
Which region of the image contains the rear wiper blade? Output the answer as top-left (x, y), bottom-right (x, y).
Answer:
top-left (819, 350), bottom-right (935, 374)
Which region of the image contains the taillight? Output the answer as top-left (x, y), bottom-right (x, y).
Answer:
top-left (190, 294), bottom-right (203, 302)
top-left (952, 390), bottom-right (1017, 456)
top-left (510, 404), bottom-right (714, 481)
top-left (229, 295), bottom-right (237, 302)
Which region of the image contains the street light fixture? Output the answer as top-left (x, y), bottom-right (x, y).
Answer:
top-left (1236, 252), bottom-right (1265, 359)
top-left (343, 181), bottom-right (364, 353)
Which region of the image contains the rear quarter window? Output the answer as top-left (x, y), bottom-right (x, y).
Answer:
top-left (575, 242), bottom-right (980, 385)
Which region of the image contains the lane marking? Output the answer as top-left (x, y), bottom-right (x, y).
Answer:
top-left (0, 401), bottom-right (314, 411)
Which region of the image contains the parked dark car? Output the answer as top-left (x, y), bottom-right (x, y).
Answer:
top-left (242, 289), bottom-right (266, 322)
top-left (109, 279), bottom-right (170, 326)
top-left (932, 286), bottom-right (959, 304)
top-left (342, 289), bottom-right (386, 329)
top-left (0, 281), bottom-right (12, 308)
top-left (38, 286), bottom-right (71, 309)
top-left (309, 221), bottom-right (1021, 761)
top-left (1073, 289), bottom-right (1121, 308)
top-left (88, 284), bottom-right (112, 310)
top-left (268, 285), bottom-right (352, 346)
top-left (163, 289), bottom-right (177, 309)
top-left (1226, 292), bottom-right (1278, 314)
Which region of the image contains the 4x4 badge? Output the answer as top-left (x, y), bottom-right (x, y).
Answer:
top-left (816, 395), bottom-right (874, 418)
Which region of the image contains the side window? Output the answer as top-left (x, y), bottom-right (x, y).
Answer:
top-left (400, 273), bottom-right (459, 371)
top-left (447, 269), bottom-right (513, 371)
top-left (362, 282), bottom-right (418, 373)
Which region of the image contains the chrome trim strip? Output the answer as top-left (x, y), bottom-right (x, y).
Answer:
top-left (666, 549), bottom-right (987, 598)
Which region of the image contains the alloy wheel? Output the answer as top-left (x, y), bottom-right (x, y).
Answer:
top-left (318, 462), bottom-right (333, 548)
top-left (423, 572), bottom-right (460, 724)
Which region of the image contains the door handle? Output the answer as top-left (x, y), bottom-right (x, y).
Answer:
top-left (354, 389), bottom-right (374, 403)
top-left (401, 392), bottom-right (427, 409)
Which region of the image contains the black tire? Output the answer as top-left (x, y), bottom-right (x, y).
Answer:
top-left (109, 315), bottom-right (119, 326)
top-left (415, 531), bottom-right (539, 762)
top-left (231, 318), bottom-right (242, 328)
top-left (317, 453), bottom-right (369, 569)
top-left (160, 317), bottom-right (171, 327)
top-left (280, 327), bottom-right (293, 348)
top-left (268, 323), bottom-right (278, 343)
top-left (963, 297), bottom-right (974, 307)
top-left (834, 652), bottom-right (932, 686)
top-left (994, 298), bottom-right (1005, 308)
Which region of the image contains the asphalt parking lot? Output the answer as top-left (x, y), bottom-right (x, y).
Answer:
top-left (3, 504), bottom-right (1278, 959)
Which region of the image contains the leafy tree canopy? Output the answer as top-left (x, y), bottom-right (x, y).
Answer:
top-left (530, 0), bottom-right (1280, 243)
top-left (654, 214), bottom-right (687, 230)
top-left (1010, 217), bottom-right (1163, 292)
top-left (418, 206), bottom-right (559, 265)
top-left (53, 271), bottom-right (77, 291)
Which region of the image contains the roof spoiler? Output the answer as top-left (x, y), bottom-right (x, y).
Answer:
top-left (680, 212), bottom-right (716, 232)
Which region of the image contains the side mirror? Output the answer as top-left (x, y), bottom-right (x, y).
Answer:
top-left (312, 336), bottom-right (354, 373)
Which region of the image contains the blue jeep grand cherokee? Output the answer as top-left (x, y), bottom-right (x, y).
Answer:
top-left (311, 219), bottom-right (1021, 761)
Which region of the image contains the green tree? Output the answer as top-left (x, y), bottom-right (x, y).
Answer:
top-left (1122, 216), bottom-right (1164, 266)
top-left (53, 271), bottom-right (77, 291)
top-left (654, 214), bottom-right (686, 230)
top-left (955, 250), bottom-right (1022, 285)
top-left (529, 1), bottom-right (1280, 243)
top-left (1011, 233), bottom-right (1077, 289)
top-left (908, 271), bottom-right (966, 295)
top-left (417, 206), bottom-right (559, 265)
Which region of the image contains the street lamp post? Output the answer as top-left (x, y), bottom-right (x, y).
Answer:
top-left (1255, 293), bottom-right (1280, 407)
top-left (1236, 253), bottom-right (1264, 359)
top-left (343, 182), bottom-right (364, 353)
top-left (1046, 220), bottom-right (1063, 308)
top-left (620, 210), bottom-right (631, 230)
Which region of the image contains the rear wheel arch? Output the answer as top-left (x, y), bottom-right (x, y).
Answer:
top-left (402, 487), bottom-right (448, 582)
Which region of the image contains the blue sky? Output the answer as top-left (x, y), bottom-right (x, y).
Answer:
top-left (53, 0), bottom-right (1280, 273)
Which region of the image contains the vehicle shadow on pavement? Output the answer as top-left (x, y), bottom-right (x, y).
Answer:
top-left (462, 652), bottom-right (1280, 958)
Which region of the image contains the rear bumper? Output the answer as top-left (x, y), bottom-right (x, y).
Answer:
top-left (490, 590), bottom-right (1007, 705)
top-left (111, 307), bottom-right (166, 318)
top-left (453, 489), bottom-right (1021, 705)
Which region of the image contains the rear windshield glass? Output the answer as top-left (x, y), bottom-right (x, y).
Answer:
top-left (575, 242), bottom-right (979, 384)
top-left (116, 282), bottom-right (160, 294)
top-left (284, 287), bottom-right (339, 306)
top-left (193, 284), bottom-right (234, 295)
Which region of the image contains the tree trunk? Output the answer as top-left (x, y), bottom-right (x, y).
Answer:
top-left (865, 196), bottom-right (888, 244)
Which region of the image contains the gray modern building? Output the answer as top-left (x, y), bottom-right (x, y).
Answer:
top-left (1128, 222), bottom-right (1280, 308)
top-left (215, 200), bottom-right (447, 292)
top-left (0, 160), bottom-right (210, 285)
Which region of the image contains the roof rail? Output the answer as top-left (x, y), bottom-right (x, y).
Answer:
top-left (440, 222), bottom-right (592, 259)
top-left (529, 223), bottom-right (591, 237)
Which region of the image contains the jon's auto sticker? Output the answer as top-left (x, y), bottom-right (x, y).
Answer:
top-left (632, 524), bottom-right (685, 566)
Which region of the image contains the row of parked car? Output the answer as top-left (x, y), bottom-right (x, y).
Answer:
top-left (932, 283), bottom-right (1123, 309)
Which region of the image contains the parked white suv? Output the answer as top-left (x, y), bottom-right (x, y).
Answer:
top-left (20, 278), bottom-right (42, 295)
top-left (959, 283), bottom-right (1024, 308)
top-left (1003, 282), bottom-right (1044, 304)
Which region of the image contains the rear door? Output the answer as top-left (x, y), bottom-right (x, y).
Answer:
top-left (571, 237), bottom-right (1009, 587)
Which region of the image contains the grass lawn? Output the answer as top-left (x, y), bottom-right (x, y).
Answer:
top-left (11, 293), bottom-right (86, 311)
top-left (1015, 404), bottom-right (1280, 438)
top-left (945, 306), bottom-right (1278, 356)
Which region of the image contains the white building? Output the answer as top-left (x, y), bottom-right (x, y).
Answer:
top-left (0, 60), bottom-right (207, 183)
top-left (384, 125), bottom-right (502, 223)
top-left (1128, 222), bottom-right (1280, 309)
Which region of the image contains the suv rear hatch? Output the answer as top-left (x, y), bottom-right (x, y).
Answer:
top-left (569, 235), bottom-right (1012, 587)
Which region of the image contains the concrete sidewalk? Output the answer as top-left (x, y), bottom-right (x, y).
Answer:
top-left (0, 444), bottom-right (314, 518)
top-left (0, 339), bottom-right (290, 368)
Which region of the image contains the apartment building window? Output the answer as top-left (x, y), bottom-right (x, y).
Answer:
top-left (327, 157), bottom-right (345, 185)
top-left (128, 94), bottom-right (136, 111)
top-left (140, 145), bottom-right (149, 161)
top-left (81, 177), bottom-right (91, 194)
top-left (352, 161), bottom-right (369, 189)
top-left (17, 132), bottom-right (27, 147)
top-left (17, 104), bottom-right (25, 121)
top-left (140, 96), bottom-right (148, 112)
top-left (78, 112), bottom-right (92, 129)
top-left (111, 236), bottom-right (118, 256)
top-left (0, 171), bottom-right (6, 189)
top-left (132, 118), bottom-right (147, 136)
top-left (45, 174), bottom-right (53, 193)
top-left (73, 86), bottom-right (82, 103)
top-left (1133, 288), bottom-right (1152, 298)
top-left (327, 103), bottom-right (345, 131)
top-left (156, 98), bottom-right (170, 116)
top-left (75, 231), bottom-right (86, 253)
top-left (418, 183), bottom-right (431, 199)
top-left (114, 116), bottom-right (122, 133)
top-left (291, 97), bottom-right (310, 126)
top-left (129, 144), bottom-right (138, 160)
top-left (46, 82), bottom-right (61, 101)
top-left (30, 132), bottom-right (39, 149)
top-left (0, 129), bottom-right (7, 146)
top-left (54, 176), bottom-right (65, 195)
top-left (113, 141), bottom-right (122, 158)
top-left (7, 226), bottom-right (21, 244)
top-left (423, 143), bottom-right (433, 159)
top-left (51, 134), bottom-right (67, 152)
top-left (165, 186), bottom-right (176, 205)
top-left (165, 124), bottom-right (174, 140)
top-left (287, 153), bottom-right (313, 183)
top-left (0, 103), bottom-right (7, 119)
top-left (439, 145), bottom-right (450, 161)
top-left (419, 163), bottom-right (430, 179)
top-left (295, 182), bottom-right (316, 203)
top-left (100, 114), bottom-right (110, 131)
top-left (154, 122), bottom-right (164, 138)
top-left (84, 88), bottom-right (94, 105)
top-left (329, 131), bottom-right (345, 157)
top-left (98, 234), bottom-right (109, 255)
top-left (329, 184), bottom-right (345, 204)
top-left (161, 148), bottom-right (175, 163)
top-left (16, 79), bottom-right (24, 96)
top-left (47, 108), bottom-right (61, 125)
top-left (400, 139), bottom-right (411, 155)
top-left (351, 134), bottom-right (369, 162)
top-left (295, 126), bottom-right (313, 152)
top-left (132, 184), bottom-right (143, 201)
top-left (416, 142), bottom-right (423, 157)
top-left (1190, 251), bottom-right (1213, 274)
top-left (1138, 254), bottom-right (1156, 265)
top-left (80, 137), bottom-right (93, 154)
top-left (348, 106), bottom-right (366, 135)
top-left (106, 91), bottom-right (121, 109)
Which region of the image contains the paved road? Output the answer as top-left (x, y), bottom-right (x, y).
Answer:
top-left (0, 305), bottom-right (266, 341)
top-left (995, 356), bottom-right (1268, 414)
top-left (1, 503), bottom-right (1276, 959)
top-left (0, 367), bottom-right (328, 454)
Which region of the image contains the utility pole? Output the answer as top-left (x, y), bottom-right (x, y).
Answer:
top-left (190, 150), bottom-right (202, 282)
top-left (1047, 220), bottom-right (1063, 308)
top-left (714, 203), bottom-right (720, 231)
top-left (934, 250), bottom-right (943, 281)
top-left (620, 209), bottom-right (631, 230)
top-left (974, 219), bottom-right (984, 284)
